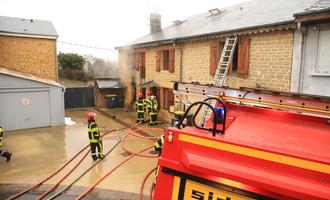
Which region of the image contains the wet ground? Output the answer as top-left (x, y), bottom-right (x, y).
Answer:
top-left (0, 108), bottom-right (169, 199)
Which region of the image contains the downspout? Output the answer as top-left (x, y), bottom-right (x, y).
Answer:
top-left (297, 23), bottom-right (306, 93)
top-left (55, 37), bottom-right (59, 82)
top-left (179, 43), bottom-right (184, 110)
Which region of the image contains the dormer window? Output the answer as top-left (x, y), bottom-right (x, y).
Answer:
top-left (208, 8), bottom-right (221, 16)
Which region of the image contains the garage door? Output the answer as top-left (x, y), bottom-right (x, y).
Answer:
top-left (0, 88), bottom-right (51, 131)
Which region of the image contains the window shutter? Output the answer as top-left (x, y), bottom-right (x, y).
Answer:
top-left (138, 52), bottom-right (143, 71)
top-left (237, 37), bottom-right (250, 78)
top-left (210, 42), bottom-right (222, 75)
top-left (162, 88), bottom-right (167, 109)
top-left (156, 51), bottom-right (161, 72)
top-left (140, 52), bottom-right (146, 78)
top-left (135, 52), bottom-right (141, 71)
top-left (169, 49), bottom-right (175, 73)
top-left (167, 89), bottom-right (174, 110)
top-left (210, 44), bottom-right (217, 75)
top-left (133, 52), bottom-right (137, 70)
top-left (156, 87), bottom-right (161, 109)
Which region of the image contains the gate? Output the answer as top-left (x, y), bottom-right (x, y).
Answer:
top-left (65, 87), bottom-right (94, 109)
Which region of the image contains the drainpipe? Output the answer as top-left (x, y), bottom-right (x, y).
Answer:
top-left (55, 37), bottom-right (59, 82)
top-left (179, 43), bottom-right (184, 110)
top-left (297, 22), bottom-right (306, 93)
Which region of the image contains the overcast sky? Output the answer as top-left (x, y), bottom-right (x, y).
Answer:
top-left (0, 0), bottom-right (249, 60)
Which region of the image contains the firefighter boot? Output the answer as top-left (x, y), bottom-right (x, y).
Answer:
top-left (6, 152), bottom-right (12, 162)
top-left (1, 150), bottom-right (12, 162)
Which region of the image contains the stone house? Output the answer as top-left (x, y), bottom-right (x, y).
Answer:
top-left (0, 16), bottom-right (58, 81)
top-left (0, 16), bottom-right (64, 131)
top-left (117, 0), bottom-right (330, 119)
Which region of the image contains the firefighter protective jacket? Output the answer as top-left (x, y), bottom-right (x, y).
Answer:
top-left (154, 135), bottom-right (164, 154)
top-left (135, 98), bottom-right (145, 113)
top-left (88, 121), bottom-right (101, 143)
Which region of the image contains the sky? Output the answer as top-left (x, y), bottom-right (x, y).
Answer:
top-left (0, 0), bottom-right (249, 60)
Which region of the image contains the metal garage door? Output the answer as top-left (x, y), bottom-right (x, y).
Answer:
top-left (0, 88), bottom-right (51, 131)
top-left (64, 87), bottom-right (94, 109)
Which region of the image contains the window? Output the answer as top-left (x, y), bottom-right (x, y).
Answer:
top-left (163, 50), bottom-right (170, 70)
top-left (232, 45), bottom-right (238, 72)
top-left (209, 37), bottom-right (249, 78)
top-left (156, 49), bottom-right (175, 73)
top-left (316, 24), bottom-right (330, 73)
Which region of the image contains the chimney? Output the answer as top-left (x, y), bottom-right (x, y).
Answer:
top-left (150, 13), bottom-right (161, 33)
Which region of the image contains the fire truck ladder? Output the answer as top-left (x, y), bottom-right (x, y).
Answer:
top-left (201, 36), bottom-right (237, 125)
top-left (173, 81), bottom-right (330, 119)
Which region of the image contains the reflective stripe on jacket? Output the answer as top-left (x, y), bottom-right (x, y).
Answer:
top-left (144, 98), bottom-right (151, 112)
top-left (88, 121), bottom-right (101, 143)
top-left (135, 99), bottom-right (145, 112)
top-left (154, 135), bottom-right (164, 151)
top-left (150, 99), bottom-right (158, 114)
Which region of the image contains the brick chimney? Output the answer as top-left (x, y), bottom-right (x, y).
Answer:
top-left (150, 13), bottom-right (161, 33)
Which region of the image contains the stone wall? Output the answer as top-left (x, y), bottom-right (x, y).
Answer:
top-left (0, 35), bottom-right (57, 81)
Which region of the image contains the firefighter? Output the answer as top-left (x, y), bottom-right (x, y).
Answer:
top-left (135, 93), bottom-right (146, 123)
top-left (87, 112), bottom-right (104, 161)
top-left (0, 126), bottom-right (12, 162)
top-left (149, 95), bottom-right (158, 126)
top-left (153, 130), bottom-right (165, 184)
top-left (144, 90), bottom-right (151, 115)
top-left (154, 133), bottom-right (164, 156)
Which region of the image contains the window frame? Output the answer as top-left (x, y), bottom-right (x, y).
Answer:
top-left (315, 24), bottom-right (330, 74)
top-left (162, 50), bottom-right (170, 70)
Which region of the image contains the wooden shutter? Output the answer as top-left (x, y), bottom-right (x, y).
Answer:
top-left (167, 89), bottom-right (174, 110)
top-left (135, 52), bottom-right (141, 71)
top-left (156, 51), bottom-right (161, 72)
top-left (140, 52), bottom-right (146, 78)
top-left (169, 49), bottom-right (175, 73)
top-left (156, 87), bottom-right (161, 109)
top-left (138, 52), bottom-right (143, 71)
top-left (210, 41), bottom-right (222, 75)
top-left (133, 52), bottom-right (138, 70)
top-left (237, 37), bottom-right (250, 78)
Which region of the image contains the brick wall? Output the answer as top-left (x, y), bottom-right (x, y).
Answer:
top-left (182, 30), bottom-right (294, 91)
top-left (118, 29), bottom-right (294, 121)
top-left (227, 30), bottom-right (294, 91)
top-left (182, 40), bottom-right (213, 84)
top-left (0, 35), bottom-right (57, 81)
top-left (94, 86), bottom-right (107, 108)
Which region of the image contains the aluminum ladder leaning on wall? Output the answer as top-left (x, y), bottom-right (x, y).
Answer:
top-left (201, 36), bottom-right (238, 125)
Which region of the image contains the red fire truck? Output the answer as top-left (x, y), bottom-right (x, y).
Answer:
top-left (153, 82), bottom-right (330, 200)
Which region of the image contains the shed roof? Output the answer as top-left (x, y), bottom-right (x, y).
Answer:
top-left (0, 16), bottom-right (58, 38)
top-left (124, 0), bottom-right (317, 47)
top-left (96, 78), bottom-right (125, 89)
top-left (0, 67), bottom-right (64, 88)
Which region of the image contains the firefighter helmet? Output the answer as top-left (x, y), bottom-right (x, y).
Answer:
top-left (87, 112), bottom-right (96, 120)
top-left (138, 93), bottom-right (144, 98)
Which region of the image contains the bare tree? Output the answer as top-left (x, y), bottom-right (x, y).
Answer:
top-left (84, 54), bottom-right (118, 78)
top-left (84, 54), bottom-right (99, 77)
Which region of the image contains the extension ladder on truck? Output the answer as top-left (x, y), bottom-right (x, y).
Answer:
top-left (201, 36), bottom-right (237, 125)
